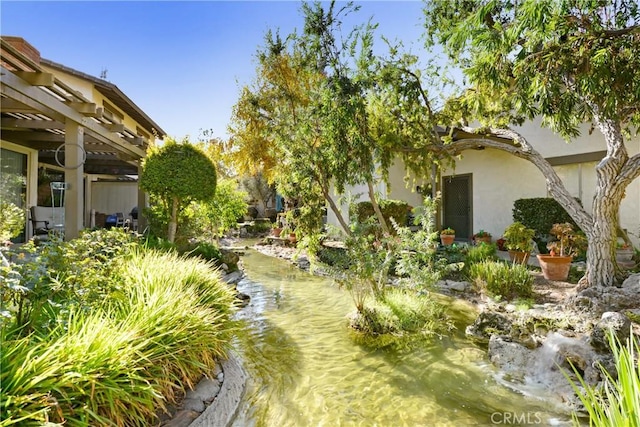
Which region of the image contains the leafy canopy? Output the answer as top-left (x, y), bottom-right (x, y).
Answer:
top-left (140, 137), bottom-right (217, 204)
top-left (424, 0), bottom-right (640, 137)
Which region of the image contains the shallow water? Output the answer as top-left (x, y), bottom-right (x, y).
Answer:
top-left (231, 250), bottom-right (573, 427)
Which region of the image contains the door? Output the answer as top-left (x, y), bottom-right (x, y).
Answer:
top-left (442, 174), bottom-right (472, 240)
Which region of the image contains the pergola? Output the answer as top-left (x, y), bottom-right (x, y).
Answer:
top-left (1, 36), bottom-right (166, 239)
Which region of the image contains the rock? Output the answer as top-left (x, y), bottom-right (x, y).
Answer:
top-left (572, 275), bottom-right (640, 314)
top-left (222, 270), bottom-right (244, 285)
top-left (235, 291), bottom-right (250, 307)
top-left (295, 255), bottom-right (311, 271)
top-left (220, 249), bottom-right (240, 272)
top-left (163, 410), bottom-right (200, 427)
top-left (590, 311), bottom-right (631, 352)
top-left (182, 397), bottom-right (205, 413)
top-left (465, 311), bottom-right (512, 343)
top-left (445, 280), bottom-right (469, 292)
top-left (488, 335), bottom-right (532, 376)
top-left (186, 377), bottom-right (222, 402)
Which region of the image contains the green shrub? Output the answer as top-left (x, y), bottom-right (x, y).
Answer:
top-left (467, 242), bottom-right (498, 264)
top-left (184, 240), bottom-right (222, 263)
top-left (0, 312), bottom-right (159, 426)
top-left (196, 178), bottom-right (248, 238)
top-left (392, 197), bottom-right (443, 288)
top-left (469, 261), bottom-right (533, 300)
top-left (566, 329), bottom-right (640, 427)
top-left (116, 251), bottom-right (237, 404)
top-left (140, 138), bottom-right (217, 243)
top-left (317, 245), bottom-right (351, 269)
top-left (0, 250), bottom-right (238, 426)
top-left (1, 229), bottom-right (138, 334)
top-left (513, 198), bottom-right (579, 238)
top-left (0, 202), bottom-right (24, 242)
top-left (246, 219), bottom-right (272, 234)
top-left (349, 199), bottom-right (410, 230)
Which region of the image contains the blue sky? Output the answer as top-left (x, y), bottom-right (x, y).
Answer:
top-left (1, 1), bottom-right (430, 140)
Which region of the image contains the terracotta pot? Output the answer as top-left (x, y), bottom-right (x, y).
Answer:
top-left (288, 233), bottom-right (297, 244)
top-left (475, 236), bottom-right (492, 245)
top-left (616, 248), bottom-right (634, 262)
top-left (440, 234), bottom-right (455, 246)
top-left (508, 250), bottom-right (530, 265)
top-left (536, 254), bottom-right (572, 281)
top-left (272, 227), bottom-right (282, 238)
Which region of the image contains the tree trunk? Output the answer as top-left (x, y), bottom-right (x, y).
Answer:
top-left (168, 195), bottom-right (179, 243)
top-left (321, 185), bottom-right (352, 236)
top-left (367, 179), bottom-right (390, 235)
top-left (585, 195), bottom-right (620, 287)
top-left (584, 116), bottom-right (630, 286)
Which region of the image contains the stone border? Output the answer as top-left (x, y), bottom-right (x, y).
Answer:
top-left (189, 351), bottom-right (247, 427)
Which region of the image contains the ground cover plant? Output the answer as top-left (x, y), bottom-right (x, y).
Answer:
top-left (0, 229), bottom-right (238, 426)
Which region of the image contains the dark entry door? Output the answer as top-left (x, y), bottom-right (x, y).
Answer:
top-left (442, 174), bottom-right (472, 240)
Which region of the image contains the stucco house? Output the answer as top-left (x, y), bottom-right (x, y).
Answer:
top-left (1, 36), bottom-right (166, 241)
top-left (326, 119), bottom-right (640, 247)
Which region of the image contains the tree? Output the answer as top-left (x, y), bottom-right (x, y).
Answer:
top-left (197, 178), bottom-right (248, 239)
top-left (140, 138), bottom-right (217, 243)
top-left (240, 172), bottom-right (275, 216)
top-left (227, 1), bottom-right (392, 237)
top-left (371, 0), bottom-right (639, 287)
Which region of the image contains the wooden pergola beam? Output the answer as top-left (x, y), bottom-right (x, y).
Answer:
top-left (1, 117), bottom-right (63, 130)
top-left (13, 71), bottom-right (55, 87)
top-left (1, 66), bottom-right (145, 159)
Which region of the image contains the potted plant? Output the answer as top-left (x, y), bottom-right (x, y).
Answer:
top-left (272, 222), bottom-right (283, 238)
top-left (440, 227), bottom-right (455, 246)
top-left (496, 237), bottom-right (507, 251)
top-left (536, 223), bottom-right (586, 281)
top-left (473, 229), bottom-right (492, 245)
top-left (616, 241), bottom-right (635, 269)
top-left (503, 222), bottom-right (535, 264)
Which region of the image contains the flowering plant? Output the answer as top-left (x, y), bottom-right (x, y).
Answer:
top-left (440, 227), bottom-right (455, 235)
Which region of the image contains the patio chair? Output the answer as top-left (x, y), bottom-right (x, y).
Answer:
top-left (29, 206), bottom-right (64, 239)
top-left (115, 212), bottom-right (125, 227)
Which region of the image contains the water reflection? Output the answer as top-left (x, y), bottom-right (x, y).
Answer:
top-left (232, 250), bottom-right (573, 426)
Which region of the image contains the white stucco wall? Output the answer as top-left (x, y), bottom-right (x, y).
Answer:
top-left (326, 120), bottom-right (640, 246)
top-left (513, 117), bottom-right (609, 158)
top-left (326, 158), bottom-right (426, 235)
top-left (441, 148), bottom-right (546, 240)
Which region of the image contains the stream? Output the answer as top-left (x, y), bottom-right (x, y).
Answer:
top-left (230, 249), bottom-right (574, 426)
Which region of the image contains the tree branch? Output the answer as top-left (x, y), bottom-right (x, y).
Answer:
top-left (616, 152), bottom-right (640, 186)
top-left (451, 126), bottom-right (593, 231)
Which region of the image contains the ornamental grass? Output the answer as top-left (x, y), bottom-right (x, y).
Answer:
top-left (1, 249), bottom-right (238, 426)
top-left (567, 329), bottom-right (640, 427)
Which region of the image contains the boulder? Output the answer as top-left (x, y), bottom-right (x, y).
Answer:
top-left (222, 270), bottom-right (244, 285)
top-left (488, 335), bottom-right (532, 376)
top-left (219, 249), bottom-right (240, 272)
top-left (590, 311), bottom-right (632, 352)
top-left (465, 311), bottom-right (512, 343)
